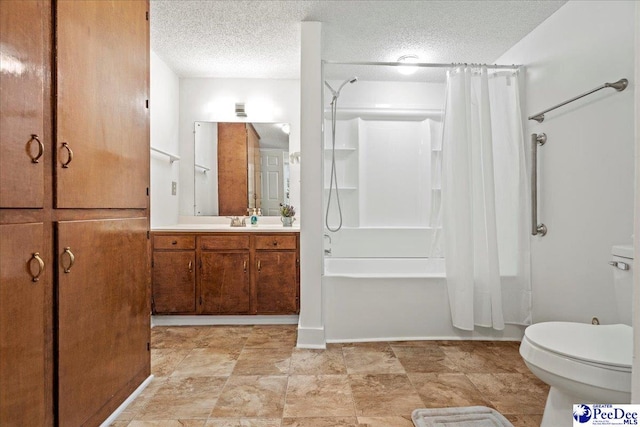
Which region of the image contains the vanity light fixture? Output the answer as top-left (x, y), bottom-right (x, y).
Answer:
top-left (235, 102), bottom-right (247, 117)
top-left (397, 55), bottom-right (419, 75)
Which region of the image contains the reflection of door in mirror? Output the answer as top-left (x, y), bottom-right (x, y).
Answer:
top-left (260, 150), bottom-right (286, 216)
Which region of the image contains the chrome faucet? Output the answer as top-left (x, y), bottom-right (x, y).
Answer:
top-left (228, 216), bottom-right (246, 227)
top-left (324, 234), bottom-right (332, 256)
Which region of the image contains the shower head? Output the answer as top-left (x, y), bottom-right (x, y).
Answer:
top-left (325, 76), bottom-right (358, 98)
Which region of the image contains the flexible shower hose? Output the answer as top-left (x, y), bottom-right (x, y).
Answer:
top-left (325, 95), bottom-right (343, 232)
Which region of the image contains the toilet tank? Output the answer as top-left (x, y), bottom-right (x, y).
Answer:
top-left (611, 245), bottom-right (634, 325)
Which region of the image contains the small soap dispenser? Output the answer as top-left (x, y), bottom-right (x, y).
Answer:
top-left (250, 208), bottom-right (258, 226)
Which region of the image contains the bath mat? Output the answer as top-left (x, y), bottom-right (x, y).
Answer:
top-left (412, 406), bottom-right (514, 427)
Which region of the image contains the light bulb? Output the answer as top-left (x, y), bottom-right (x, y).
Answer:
top-left (397, 55), bottom-right (419, 75)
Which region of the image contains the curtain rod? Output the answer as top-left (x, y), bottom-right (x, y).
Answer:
top-left (528, 78), bottom-right (628, 122)
top-left (322, 60), bottom-right (521, 70)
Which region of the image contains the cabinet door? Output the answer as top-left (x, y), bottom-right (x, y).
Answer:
top-left (255, 251), bottom-right (299, 314)
top-left (0, 0), bottom-right (46, 208)
top-left (200, 252), bottom-right (250, 314)
top-left (57, 218), bottom-right (149, 427)
top-left (55, 0), bottom-right (149, 208)
top-left (0, 223), bottom-right (47, 426)
top-left (152, 251), bottom-right (196, 314)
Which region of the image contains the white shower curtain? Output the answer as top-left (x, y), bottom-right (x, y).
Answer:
top-left (441, 66), bottom-right (531, 331)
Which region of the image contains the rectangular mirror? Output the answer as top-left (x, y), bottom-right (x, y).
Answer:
top-left (194, 121), bottom-right (290, 216)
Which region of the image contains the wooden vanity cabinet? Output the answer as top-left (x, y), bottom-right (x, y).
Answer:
top-left (152, 236), bottom-right (196, 314)
top-left (151, 232), bottom-right (299, 316)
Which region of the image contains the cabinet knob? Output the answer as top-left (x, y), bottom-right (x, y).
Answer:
top-left (60, 142), bottom-right (73, 168)
top-left (28, 134), bottom-right (44, 164)
top-left (272, 241), bottom-right (278, 246)
top-left (257, 260), bottom-right (261, 272)
top-left (188, 260), bottom-right (193, 273)
top-left (172, 240), bottom-right (178, 245)
top-left (29, 252), bottom-right (45, 282)
top-left (62, 247), bottom-right (75, 273)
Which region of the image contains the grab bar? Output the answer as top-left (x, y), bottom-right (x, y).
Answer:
top-left (531, 133), bottom-right (547, 236)
top-left (528, 78), bottom-right (628, 123)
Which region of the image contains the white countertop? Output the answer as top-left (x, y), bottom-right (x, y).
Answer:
top-left (152, 216), bottom-right (299, 233)
top-left (152, 223), bottom-right (300, 233)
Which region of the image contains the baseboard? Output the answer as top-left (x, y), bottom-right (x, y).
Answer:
top-left (296, 325), bottom-right (326, 348)
top-left (151, 315), bottom-right (299, 326)
top-left (99, 375), bottom-right (154, 427)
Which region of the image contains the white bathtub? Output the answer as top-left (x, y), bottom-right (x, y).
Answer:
top-left (321, 256), bottom-right (524, 343)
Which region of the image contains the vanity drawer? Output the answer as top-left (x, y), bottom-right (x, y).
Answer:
top-left (200, 234), bottom-right (250, 250)
top-left (154, 235), bottom-right (196, 250)
top-left (255, 234), bottom-right (297, 250)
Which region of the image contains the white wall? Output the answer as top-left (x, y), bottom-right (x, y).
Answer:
top-left (150, 51), bottom-right (180, 227)
top-left (178, 78), bottom-right (300, 219)
top-left (496, 1), bottom-right (636, 324)
top-left (298, 22), bottom-right (325, 348)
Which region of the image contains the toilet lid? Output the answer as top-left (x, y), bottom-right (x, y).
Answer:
top-left (524, 322), bottom-right (632, 369)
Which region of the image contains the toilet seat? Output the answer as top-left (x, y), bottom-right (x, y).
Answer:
top-left (524, 321), bottom-right (632, 370)
top-left (520, 322), bottom-right (632, 400)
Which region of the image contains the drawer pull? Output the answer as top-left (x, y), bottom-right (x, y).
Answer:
top-left (188, 260), bottom-right (193, 272)
top-left (257, 260), bottom-right (261, 272)
top-left (243, 260), bottom-right (247, 273)
top-left (62, 247), bottom-right (75, 273)
top-left (29, 252), bottom-right (45, 282)
top-left (60, 142), bottom-right (73, 168)
top-left (28, 134), bottom-right (44, 163)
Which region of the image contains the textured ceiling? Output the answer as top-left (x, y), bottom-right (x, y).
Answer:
top-left (150, 0), bottom-right (567, 81)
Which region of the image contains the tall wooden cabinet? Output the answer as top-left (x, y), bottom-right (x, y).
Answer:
top-left (0, 1), bottom-right (150, 426)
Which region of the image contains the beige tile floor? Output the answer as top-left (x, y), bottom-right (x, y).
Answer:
top-left (112, 325), bottom-right (548, 427)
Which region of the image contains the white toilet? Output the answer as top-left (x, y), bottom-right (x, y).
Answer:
top-left (519, 245), bottom-right (634, 427)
